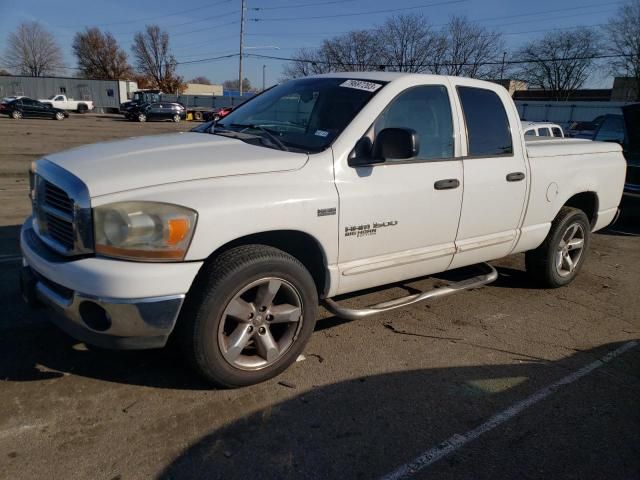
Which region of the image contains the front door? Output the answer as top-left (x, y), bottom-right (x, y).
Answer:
top-left (335, 83), bottom-right (464, 295)
top-left (449, 83), bottom-right (528, 269)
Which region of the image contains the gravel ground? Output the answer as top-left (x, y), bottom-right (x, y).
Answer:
top-left (0, 115), bottom-right (638, 480)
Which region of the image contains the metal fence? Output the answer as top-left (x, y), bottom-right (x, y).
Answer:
top-left (515, 100), bottom-right (636, 127)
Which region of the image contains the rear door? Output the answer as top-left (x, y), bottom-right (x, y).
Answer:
top-left (20, 99), bottom-right (41, 118)
top-left (449, 83), bottom-right (528, 269)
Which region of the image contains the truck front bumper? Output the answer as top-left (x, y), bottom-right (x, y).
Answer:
top-left (20, 219), bottom-right (203, 349)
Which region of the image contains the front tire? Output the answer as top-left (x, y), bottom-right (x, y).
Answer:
top-left (172, 113), bottom-right (181, 123)
top-left (54, 112), bottom-right (65, 121)
top-left (177, 245), bottom-right (318, 387)
top-left (525, 206), bottom-right (591, 288)
top-left (137, 113), bottom-right (146, 122)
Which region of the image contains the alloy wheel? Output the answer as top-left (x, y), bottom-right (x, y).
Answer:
top-left (555, 223), bottom-right (585, 277)
top-left (217, 277), bottom-right (304, 371)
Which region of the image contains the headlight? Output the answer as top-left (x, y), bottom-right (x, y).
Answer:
top-left (94, 201), bottom-right (197, 261)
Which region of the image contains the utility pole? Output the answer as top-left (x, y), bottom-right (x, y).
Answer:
top-left (500, 51), bottom-right (507, 81)
top-left (238, 0), bottom-right (246, 97)
top-left (262, 64), bottom-right (266, 91)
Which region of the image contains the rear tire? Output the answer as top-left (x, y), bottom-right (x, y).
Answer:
top-left (137, 113), bottom-right (146, 122)
top-left (54, 112), bottom-right (65, 121)
top-left (525, 206), bottom-right (591, 288)
top-left (194, 111), bottom-right (203, 121)
top-left (177, 245), bottom-right (318, 388)
top-left (77, 104), bottom-right (88, 113)
top-left (11, 110), bottom-right (22, 119)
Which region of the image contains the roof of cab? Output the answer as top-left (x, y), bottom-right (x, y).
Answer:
top-left (307, 71), bottom-right (502, 88)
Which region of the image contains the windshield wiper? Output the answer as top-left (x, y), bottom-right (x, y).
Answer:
top-left (229, 123), bottom-right (289, 152)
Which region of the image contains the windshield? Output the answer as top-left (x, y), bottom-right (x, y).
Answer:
top-left (48, 95), bottom-right (56, 100)
top-left (209, 77), bottom-right (386, 152)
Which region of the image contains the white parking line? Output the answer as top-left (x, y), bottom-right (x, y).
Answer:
top-left (381, 340), bottom-right (638, 480)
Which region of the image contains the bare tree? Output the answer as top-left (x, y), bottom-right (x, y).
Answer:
top-left (188, 76), bottom-right (212, 84)
top-left (281, 48), bottom-right (334, 79)
top-left (2, 21), bottom-right (64, 76)
top-left (434, 16), bottom-right (504, 78)
top-left (323, 30), bottom-right (383, 71)
top-left (514, 28), bottom-right (600, 100)
top-left (282, 30), bottom-right (382, 79)
top-left (73, 28), bottom-right (132, 80)
top-left (131, 25), bottom-right (184, 93)
top-left (378, 13), bottom-right (447, 73)
top-left (604, 0), bottom-right (640, 100)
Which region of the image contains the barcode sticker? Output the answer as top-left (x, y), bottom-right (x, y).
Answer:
top-left (339, 79), bottom-right (382, 92)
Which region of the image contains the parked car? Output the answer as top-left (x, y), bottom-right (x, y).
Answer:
top-left (565, 116), bottom-right (605, 138)
top-left (20, 73), bottom-right (625, 387)
top-left (591, 107), bottom-right (640, 197)
top-left (1, 97), bottom-right (69, 120)
top-left (203, 106), bottom-right (233, 122)
top-left (1, 95), bottom-right (26, 103)
top-left (39, 94), bottom-right (94, 113)
top-left (125, 102), bottom-right (186, 122)
top-left (521, 121), bottom-right (564, 138)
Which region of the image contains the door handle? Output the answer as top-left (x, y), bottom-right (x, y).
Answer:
top-left (434, 179), bottom-right (460, 190)
top-left (506, 172), bottom-right (525, 182)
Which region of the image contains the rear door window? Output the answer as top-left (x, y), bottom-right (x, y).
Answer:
top-left (538, 128), bottom-right (551, 137)
top-left (457, 86), bottom-right (513, 156)
top-left (552, 127), bottom-right (563, 137)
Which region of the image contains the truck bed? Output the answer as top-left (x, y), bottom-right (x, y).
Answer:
top-left (525, 137), bottom-right (623, 158)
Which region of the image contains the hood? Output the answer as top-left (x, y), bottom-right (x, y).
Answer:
top-left (45, 132), bottom-right (309, 197)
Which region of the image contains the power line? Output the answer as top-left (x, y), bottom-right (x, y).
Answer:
top-left (429, 0), bottom-right (623, 28)
top-left (2, 52), bottom-right (632, 72)
top-left (57, 0), bottom-right (233, 28)
top-left (244, 52), bottom-right (634, 68)
top-left (250, 0), bottom-right (358, 10)
top-left (244, 22), bottom-right (608, 39)
top-left (249, 0), bottom-right (467, 22)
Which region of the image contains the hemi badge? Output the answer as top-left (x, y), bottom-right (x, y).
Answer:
top-left (317, 207), bottom-right (336, 217)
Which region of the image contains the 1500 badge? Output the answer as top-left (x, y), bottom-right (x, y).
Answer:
top-left (344, 220), bottom-right (398, 238)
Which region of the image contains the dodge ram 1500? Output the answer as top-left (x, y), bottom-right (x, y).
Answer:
top-left (21, 73), bottom-right (626, 387)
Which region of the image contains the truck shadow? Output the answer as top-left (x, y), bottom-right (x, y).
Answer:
top-left (155, 341), bottom-right (639, 480)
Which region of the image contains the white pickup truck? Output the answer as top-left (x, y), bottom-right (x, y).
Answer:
top-left (39, 94), bottom-right (94, 113)
top-left (20, 73), bottom-right (625, 387)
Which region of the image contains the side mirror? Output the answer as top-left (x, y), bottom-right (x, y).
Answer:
top-left (348, 137), bottom-right (374, 167)
top-left (373, 128), bottom-right (419, 160)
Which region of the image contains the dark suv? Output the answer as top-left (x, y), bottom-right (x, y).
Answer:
top-left (125, 102), bottom-right (186, 123)
top-left (1, 97), bottom-right (69, 120)
top-left (592, 105), bottom-right (639, 198)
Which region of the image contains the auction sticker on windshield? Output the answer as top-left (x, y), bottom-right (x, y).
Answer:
top-left (340, 79), bottom-right (383, 92)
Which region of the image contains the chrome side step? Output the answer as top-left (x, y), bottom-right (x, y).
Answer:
top-left (323, 263), bottom-right (498, 320)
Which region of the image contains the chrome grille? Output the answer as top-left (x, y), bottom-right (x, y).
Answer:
top-left (44, 210), bottom-right (75, 248)
top-left (31, 160), bottom-right (93, 256)
top-left (44, 182), bottom-right (74, 213)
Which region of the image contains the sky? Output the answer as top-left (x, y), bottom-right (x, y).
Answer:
top-left (0, 0), bottom-right (625, 88)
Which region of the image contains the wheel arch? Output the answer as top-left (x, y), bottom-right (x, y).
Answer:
top-left (197, 230), bottom-right (329, 298)
top-left (561, 191), bottom-right (599, 228)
